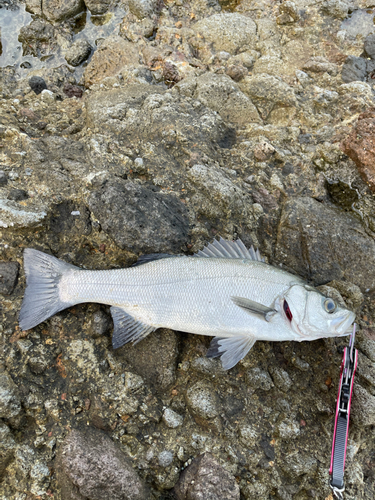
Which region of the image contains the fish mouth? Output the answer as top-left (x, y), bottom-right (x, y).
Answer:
top-left (332, 312), bottom-right (356, 335)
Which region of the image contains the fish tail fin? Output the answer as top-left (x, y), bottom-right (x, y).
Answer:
top-left (19, 249), bottom-right (79, 331)
top-left (207, 335), bottom-right (256, 370)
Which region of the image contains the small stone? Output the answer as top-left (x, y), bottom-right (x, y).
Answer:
top-left (162, 408), bottom-right (183, 428)
top-left (41, 89), bottom-right (55, 103)
top-left (84, 0), bottom-right (111, 14)
top-left (0, 262), bottom-right (20, 295)
top-left (65, 39), bottom-right (92, 67)
top-left (0, 171), bottom-right (8, 186)
top-left (128, 0), bottom-right (159, 19)
top-left (246, 367), bottom-right (274, 391)
top-left (0, 421), bottom-right (16, 477)
top-left (173, 453), bottom-right (240, 500)
top-left (28, 76), bottom-right (47, 95)
top-left (303, 56), bottom-right (338, 75)
top-left (280, 451), bottom-right (317, 478)
top-left (253, 140), bottom-right (276, 161)
top-left (225, 64), bottom-right (248, 82)
top-left (278, 419), bottom-right (300, 439)
top-left (185, 381), bottom-right (220, 419)
top-left (7, 189), bottom-right (29, 201)
top-left (91, 310), bottom-right (111, 337)
top-left (63, 83), bottom-right (84, 98)
top-left (42, 0), bottom-right (85, 22)
top-left (269, 366), bottom-right (292, 393)
top-left (158, 450), bottom-right (173, 467)
top-left (28, 356), bottom-right (48, 375)
top-left (341, 56), bottom-right (367, 83)
top-left (238, 424), bottom-right (259, 446)
top-left (0, 372), bottom-right (21, 418)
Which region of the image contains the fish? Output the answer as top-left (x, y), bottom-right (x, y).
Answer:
top-left (19, 237), bottom-right (355, 370)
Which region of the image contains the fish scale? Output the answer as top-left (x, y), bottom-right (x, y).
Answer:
top-left (19, 238), bottom-right (356, 370)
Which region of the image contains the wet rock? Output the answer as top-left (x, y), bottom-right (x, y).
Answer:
top-left (88, 179), bottom-right (189, 253)
top-left (162, 408), bottom-right (184, 428)
top-left (42, 0), bottom-right (85, 22)
top-left (57, 427), bottom-right (149, 500)
top-left (276, 197), bottom-right (375, 290)
top-left (114, 329), bottom-right (179, 391)
top-left (0, 171), bottom-right (7, 186)
top-left (0, 372), bottom-right (21, 418)
top-left (176, 73), bottom-right (260, 125)
top-left (246, 367), bottom-right (274, 391)
top-left (85, 0), bottom-right (112, 14)
top-left (341, 56), bottom-right (367, 83)
top-left (269, 366), bottom-right (292, 393)
top-left (341, 110), bottom-right (375, 193)
top-left (351, 384), bottom-right (375, 426)
top-left (128, 0), bottom-right (159, 19)
top-left (19, 20), bottom-right (57, 59)
top-left (84, 36), bottom-right (140, 87)
top-left (173, 453), bottom-right (240, 500)
top-left (28, 75), bottom-right (47, 95)
top-left (7, 188), bottom-right (28, 201)
top-left (0, 261), bottom-right (19, 295)
top-left (364, 33), bottom-right (375, 59)
top-left (0, 421), bottom-right (16, 479)
top-left (193, 13), bottom-right (257, 54)
top-left (25, 0), bottom-right (43, 16)
top-left (65, 39), bottom-right (92, 67)
top-left (185, 380), bottom-right (220, 420)
top-left (63, 83), bottom-right (84, 98)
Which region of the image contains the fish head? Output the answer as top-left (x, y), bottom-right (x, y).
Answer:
top-left (281, 284), bottom-right (355, 339)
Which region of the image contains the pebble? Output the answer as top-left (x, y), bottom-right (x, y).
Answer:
top-left (0, 261), bottom-right (20, 295)
top-left (65, 39), bottom-right (92, 67)
top-left (7, 188), bottom-right (29, 201)
top-left (158, 450), bottom-right (174, 467)
top-left (0, 372), bottom-right (21, 418)
top-left (185, 381), bottom-right (220, 419)
top-left (28, 76), bottom-right (47, 95)
top-left (268, 366), bottom-right (292, 393)
top-left (341, 55), bottom-right (367, 83)
top-left (162, 408), bottom-right (184, 428)
top-left (0, 171), bottom-right (7, 186)
top-left (41, 89), bottom-right (56, 103)
top-left (246, 367), bottom-right (274, 391)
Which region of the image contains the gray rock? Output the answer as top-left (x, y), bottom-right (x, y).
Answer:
top-left (193, 13), bottom-right (257, 54)
top-left (57, 427), bottom-right (149, 500)
top-left (269, 366), bottom-right (292, 393)
top-left (19, 20), bottom-right (57, 59)
top-left (364, 33), bottom-right (375, 59)
top-left (341, 56), bottom-right (367, 83)
top-left (246, 367), bottom-right (274, 391)
top-left (65, 39), bottom-right (92, 67)
top-left (276, 197), bottom-right (375, 290)
top-left (0, 421), bottom-right (16, 479)
top-left (28, 75), bottom-right (47, 95)
top-left (88, 179), bottom-right (189, 254)
top-left (278, 419), bottom-right (300, 439)
top-left (0, 171), bottom-right (7, 186)
top-left (91, 310), bottom-right (111, 338)
top-left (7, 188), bottom-right (28, 201)
top-left (128, 0), bottom-right (159, 19)
top-left (239, 73), bottom-right (297, 107)
top-left (185, 380), bottom-right (220, 419)
top-left (321, 0), bottom-right (349, 20)
top-left (43, 0), bottom-right (85, 22)
top-left (25, 0), bottom-right (42, 16)
top-left (114, 329), bottom-right (179, 391)
top-left (162, 408), bottom-right (184, 428)
top-left (84, 0), bottom-right (111, 14)
top-left (173, 453), bottom-right (240, 500)
top-left (351, 384), bottom-right (375, 426)
top-left (176, 73), bottom-right (261, 125)
top-left (0, 372), bottom-right (21, 418)
top-left (0, 261), bottom-right (19, 295)
top-left (158, 450), bottom-right (173, 467)
top-left (280, 451), bottom-right (317, 478)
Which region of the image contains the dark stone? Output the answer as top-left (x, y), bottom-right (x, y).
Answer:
top-left (65, 39), bottom-right (92, 67)
top-left (0, 262), bottom-right (20, 295)
top-left (275, 197), bottom-right (375, 290)
top-left (28, 76), bottom-right (47, 95)
top-left (88, 179), bottom-right (189, 254)
top-left (341, 55), bottom-right (367, 83)
top-left (63, 83), bottom-right (84, 98)
top-left (57, 426), bottom-right (149, 500)
top-left (173, 453), bottom-right (240, 500)
top-left (364, 33), bottom-right (375, 59)
top-left (49, 201), bottom-right (92, 236)
top-left (114, 329), bottom-right (179, 392)
top-left (326, 179), bottom-right (359, 209)
top-left (7, 189), bottom-right (29, 201)
top-left (298, 133), bottom-right (312, 144)
top-left (35, 121), bottom-right (47, 130)
top-left (0, 171), bottom-right (7, 186)
top-left (260, 436), bottom-right (275, 460)
top-left (20, 19), bottom-right (57, 58)
top-left (0, 421), bottom-right (16, 480)
top-left (225, 64), bottom-right (248, 82)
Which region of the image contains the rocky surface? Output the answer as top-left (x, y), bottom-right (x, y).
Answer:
top-left (1, 0), bottom-right (375, 499)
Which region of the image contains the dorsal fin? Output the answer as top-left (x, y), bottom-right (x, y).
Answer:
top-left (194, 237), bottom-right (264, 262)
top-left (132, 253), bottom-right (177, 267)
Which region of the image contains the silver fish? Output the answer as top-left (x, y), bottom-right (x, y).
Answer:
top-left (19, 238), bottom-right (355, 369)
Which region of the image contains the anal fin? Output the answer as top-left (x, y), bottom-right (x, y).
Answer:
top-left (206, 335), bottom-right (256, 370)
top-left (110, 306), bottom-right (155, 349)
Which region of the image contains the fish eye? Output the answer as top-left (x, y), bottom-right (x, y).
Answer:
top-left (323, 298), bottom-right (336, 314)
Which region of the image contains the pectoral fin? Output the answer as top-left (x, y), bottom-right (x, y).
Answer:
top-left (207, 335), bottom-right (256, 370)
top-left (231, 296), bottom-right (276, 322)
top-left (110, 307), bottom-right (155, 349)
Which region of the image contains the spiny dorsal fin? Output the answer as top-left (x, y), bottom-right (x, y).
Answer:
top-left (194, 237), bottom-right (264, 262)
top-left (206, 335), bottom-right (256, 370)
top-left (111, 307), bottom-right (155, 349)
